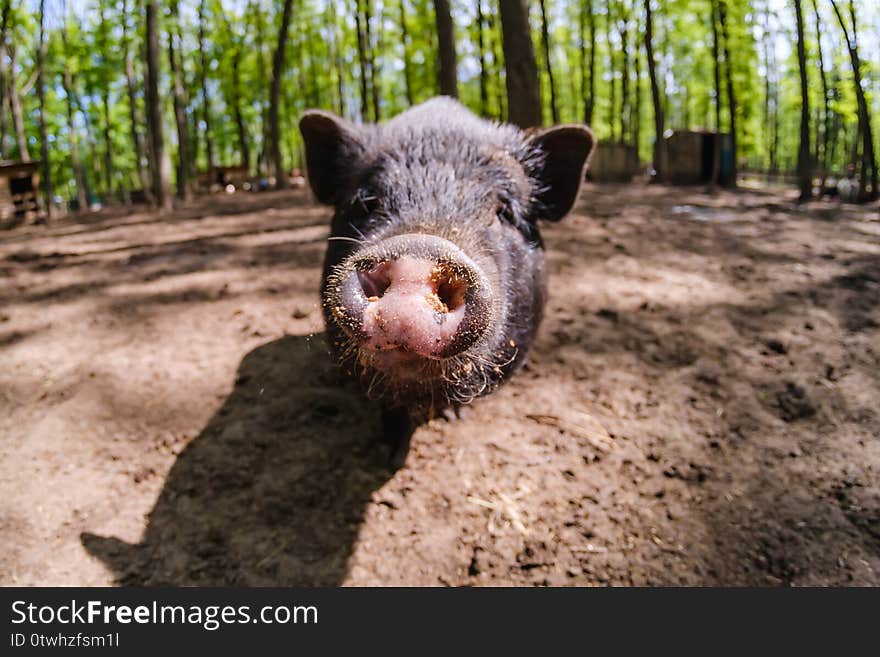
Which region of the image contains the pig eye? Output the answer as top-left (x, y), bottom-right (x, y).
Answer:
top-left (348, 192), bottom-right (380, 222)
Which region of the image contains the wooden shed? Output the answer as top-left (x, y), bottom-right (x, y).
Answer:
top-left (587, 141), bottom-right (639, 183)
top-left (0, 161), bottom-right (42, 226)
top-left (198, 165), bottom-right (251, 191)
top-left (664, 130), bottom-right (734, 187)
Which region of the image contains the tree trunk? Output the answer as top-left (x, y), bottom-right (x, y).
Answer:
top-left (644, 0), bottom-right (666, 181)
top-left (606, 2), bottom-right (616, 141)
top-left (794, 0), bottom-right (812, 201)
top-left (633, 10), bottom-right (641, 163)
top-left (710, 0), bottom-right (721, 132)
top-left (399, 0), bottom-right (414, 106)
top-left (232, 57), bottom-right (249, 170)
top-left (354, 0), bottom-right (370, 120)
top-left (830, 0), bottom-right (877, 201)
top-left (761, 4), bottom-right (772, 175)
top-left (98, 0), bottom-right (115, 198)
top-left (329, 3), bottom-right (345, 115)
top-left (719, 1), bottom-right (737, 186)
top-left (619, 4), bottom-right (630, 142)
top-left (0, 0), bottom-right (10, 160)
top-left (364, 0), bottom-right (381, 121)
top-left (122, 0), bottom-right (152, 200)
top-left (810, 0), bottom-right (829, 185)
top-left (198, 0), bottom-right (215, 172)
top-left (61, 69), bottom-right (89, 211)
top-left (250, 0), bottom-right (269, 174)
top-left (434, 0), bottom-right (457, 98)
top-left (37, 0), bottom-right (53, 219)
top-left (60, 16), bottom-right (90, 211)
top-left (145, 0), bottom-right (171, 209)
top-left (499, 0), bottom-right (542, 128)
top-left (476, 0), bottom-right (488, 115)
top-left (220, 7), bottom-right (250, 170)
top-left (580, 0), bottom-right (596, 126)
top-left (827, 68), bottom-right (841, 174)
top-left (167, 2), bottom-right (192, 200)
top-left (269, 0), bottom-right (294, 189)
top-left (7, 40), bottom-right (29, 161)
top-left (538, 0), bottom-right (558, 124)
top-left (488, 12), bottom-right (506, 121)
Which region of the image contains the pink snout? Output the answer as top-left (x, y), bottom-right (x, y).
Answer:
top-left (330, 235), bottom-right (491, 362)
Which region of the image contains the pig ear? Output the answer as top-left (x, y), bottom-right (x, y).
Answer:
top-left (299, 110), bottom-right (365, 205)
top-left (528, 125), bottom-right (595, 221)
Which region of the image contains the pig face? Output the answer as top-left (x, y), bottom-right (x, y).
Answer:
top-left (300, 98), bottom-right (593, 412)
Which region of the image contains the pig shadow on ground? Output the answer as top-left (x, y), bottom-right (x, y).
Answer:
top-left (82, 333), bottom-right (396, 585)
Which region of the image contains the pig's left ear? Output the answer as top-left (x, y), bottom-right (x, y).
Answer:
top-left (528, 125), bottom-right (595, 221)
top-left (299, 110), bottom-right (365, 205)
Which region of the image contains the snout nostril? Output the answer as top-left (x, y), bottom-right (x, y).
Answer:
top-left (432, 265), bottom-right (468, 312)
top-left (357, 263), bottom-right (392, 299)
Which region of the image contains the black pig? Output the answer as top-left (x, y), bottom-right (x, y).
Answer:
top-left (299, 98), bottom-right (593, 458)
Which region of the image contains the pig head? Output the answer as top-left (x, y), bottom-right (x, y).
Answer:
top-left (300, 98), bottom-right (594, 419)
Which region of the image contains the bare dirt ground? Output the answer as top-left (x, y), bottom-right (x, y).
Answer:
top-left (1, 183), bottom-right (878, 586)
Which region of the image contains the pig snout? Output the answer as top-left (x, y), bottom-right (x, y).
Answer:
top-left (330, 234), bottom-right (492, 361)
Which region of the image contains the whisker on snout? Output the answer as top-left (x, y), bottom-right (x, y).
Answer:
top-left (327, 236), bottom-right (366, 245)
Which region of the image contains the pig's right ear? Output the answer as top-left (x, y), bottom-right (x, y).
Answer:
top-left (299, 111), bottom-right (365, 205)
top-left (528, 125), bottom-right (595, 221)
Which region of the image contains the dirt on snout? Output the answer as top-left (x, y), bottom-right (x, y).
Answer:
top-left (0, 184), bottom-right (878, 586)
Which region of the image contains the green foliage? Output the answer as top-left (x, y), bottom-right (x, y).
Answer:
top-left (3, 0), bottom-right (878, 203)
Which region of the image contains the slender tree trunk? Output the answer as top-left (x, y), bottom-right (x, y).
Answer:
top-left (719, 1), bottom-right (737, 186)
top-left (232, 52), bottom-right (250, 170)
top-left (709, 0), bottom-right (722, 185)
top-left (61, 69), bottom-right (89, 211)
top-left (619, 4), bottom-right (630, 143)
top-left (434, 0), bottom-right (457, 98)
top-left (198, 0), bottom-right (215, 172)
top-left (488, 12), bottom-right (506, 120)
top-left (0, 0), bottom-right (10, 160)
top-left (644, 0), bottom-right (665, 181)
top-left (764, 5), bottom-right (780, 177)
top-left (830, 0), bottom-right (877, 200)
top-left (606, 2), bottom-right (616, 141)
top-left (578, 1), bottom-right (587, 124)
top-left (499, 0), bottom-right (541, 128)
top-left (810, 0), bottom-right (829, 185)
top-left (633, 11), bottom-right (641, 163)
top-left (329, 3), bottom-right (345, 115)
top-left (354, 0), bottom-right (370, 120)
top-left (8, 41), bottom-right (29, 161)
top-left (37, 0), bottom-right (53, 219)
top-left (220, 8), bottom-right (250, 170)
top-left (251, 0), bottom-right (269, 174)
top-left (121, 0), bottom-right (151, 200)
top-left (710, 0), bottom-right (722, 132)
top-left (269, 0), bottom-right (294, 189)
top-left (145, 0), bottom-right (171, 209)
top-left (580, 0), bottom-right (596, 126)
top-left (827, 67), bottom-right (841, 173)
top-left (305, 27), bottom-right (320, 107)
top-left (98, 0), bottom-right (115, 198)
top-left (538, 0), bottom-right (558, 124)
top-left (60, 13), bottom-right (90, 211)
top-left (761, 5), bottom-right (771, 174)
top-left (364, 0), bottom-right (381, 121)
top-left (399, 0), bottom-right (414, 106)
top-left (476, 0), bottom-right (488, 115)
top-left (167, 2), bottom-right (192, 200)
top-left (794, 0), bottom-right (812, 201)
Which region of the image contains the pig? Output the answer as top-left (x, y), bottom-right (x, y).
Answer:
top-left (299, 98), bottom-right (593, 460)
